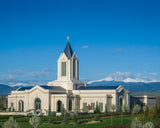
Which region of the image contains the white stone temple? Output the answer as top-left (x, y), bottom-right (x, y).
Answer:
top-left (7, 38), bottom-right (155, 114)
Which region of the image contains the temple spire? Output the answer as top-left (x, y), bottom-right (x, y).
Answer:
top-left (67, 36), bottom-right (69, 43)
top-left (64, 36), bottom-right (73, 59)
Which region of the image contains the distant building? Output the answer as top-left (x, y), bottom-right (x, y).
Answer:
top-left (130, 95), bottom-right (155, 110)
top-left (7, 39), bottom-right (155, 114)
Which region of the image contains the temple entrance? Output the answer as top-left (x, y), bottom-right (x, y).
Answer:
top-left (69, 100), bottom-right (72, 111)
top-left (18, 100), bottom-right (24, 112)
top-left (119, 98), bottom-right (123, 107)
top-left (57, 100), bottom-right (62, 112)
top-left (35, 98), bottom-right (41, 110)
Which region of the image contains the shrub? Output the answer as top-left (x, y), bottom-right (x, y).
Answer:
top-left (16, 117), bottom-right (29, 122)
top-left (154, 120), bottom-right (160, 128)
top-left (2, 117), bottom-right (20, 128)
top-left (132, 104), bottom-right (141, 115)
top-left (48, 117), bottom-right (54, 124)
top-left (94, 114), bottom-right (99, 121)
top-left (123, 104), bottom-right (130, 113)
top-left (63, 112), bottom-right (68, 125)
top-left (105, 104), bottom-right (108, 115)
top-left (29, 115), bottom-right (40, 128)
top-left (143, 105), bottom-right (149, 118)
top-left (0, 115), bottom-right (25, 120)
top-left (131, 117), bottom-right (154, 128)
top-left (74, 106), bottom-right (80, 114)
top-left (73, 114), bottom-right (78, 123)
top-left (143, 105), bottom-right (148, 113)
top-left (110, 104), bottom-right (116, 112)
top-left (61, 104), bottom-right (65, 116)
top-left (131, 117), bottom-right (142, 128)
top-left (147, 106), bottom-right (157, 119)
top-left (48, 105), bottom-right (51, 116)
top-left (94, 102), bottom-right (100, 114)
top-left (137, 113), bottom-right (146, 123)
top-left (83, 105), bottom-right (89, 113)
top-left (144, 122), bottom-right (154, 128)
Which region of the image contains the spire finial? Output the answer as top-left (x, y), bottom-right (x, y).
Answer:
top-left (67, 36), bottom-right (69, 42)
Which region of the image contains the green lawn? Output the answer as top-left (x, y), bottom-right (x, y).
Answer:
top-left (0, 115), bottom-right (159, 128)
top-left (39, 115), bottom-right (132, 128)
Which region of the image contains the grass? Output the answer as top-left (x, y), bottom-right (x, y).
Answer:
top-left (0, 115), bottom-right (159, 128)
top-left (39, 115), bottom-right (132, 128)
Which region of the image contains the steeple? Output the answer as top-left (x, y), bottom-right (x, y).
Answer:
top-left (47, 37), bottom-right (87, 90)
top-left (64, 36), bottom-right (73, 59)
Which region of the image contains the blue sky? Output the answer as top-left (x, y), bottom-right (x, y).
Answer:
top-left (0, 0), bottom-right (160, 82)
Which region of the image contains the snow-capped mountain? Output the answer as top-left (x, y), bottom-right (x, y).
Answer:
top-left (88, 72), bottom-right (160, 84)
top-left (0, 71), bottom-right (160, 95)
top-left (87, 72), bottom-right (160, 92)
top-left (88, 80), bottom-right (160, 92)
top-left (0, 79), bottom-right (51, 87)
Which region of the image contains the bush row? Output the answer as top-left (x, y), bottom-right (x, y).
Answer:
top-left (0, 112), bottom-right (129, 123)
top-left (0, 115), bottom-right (25, 120)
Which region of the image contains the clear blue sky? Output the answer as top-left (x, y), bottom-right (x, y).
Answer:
top-left (0, 0), bottom-right (160, 81)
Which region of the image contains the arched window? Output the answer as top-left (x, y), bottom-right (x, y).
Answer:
top-left (61, 62), bottom-right (66, 76)
top-left (69, 100), bottom-right (72, 111)
top-left (57, 100), bottom-right (62, 112)
top-left (35, 98), bottom-right (41, 110)
top-left (18, 100), bottom-right (24, 112)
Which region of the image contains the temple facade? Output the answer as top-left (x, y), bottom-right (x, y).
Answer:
top-left (7, 39), bottom-right (155, 114)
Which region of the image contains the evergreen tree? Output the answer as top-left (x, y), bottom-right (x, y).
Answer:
top-left (74, 106), bottom-right (80, 114)
top-left (105, 104), bottom-right (108, 115)
top-left (61, 104), bottom-right (65, 116)
top-left (73, 114), bottom-right (78, 123)
top-left (63, 112), bottom-right (68, 125)
top-left (95, 101), bottom-right (100, 114)
top-left (48, 105), bottom-right (51, 116)
top-left (143, 105), bottom-right (148, 117)
top-left (83, 105), bottom-right (88, 113)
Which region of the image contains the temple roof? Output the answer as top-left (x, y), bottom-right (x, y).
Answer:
top-left (17, 85), bottom-right (66, 94)
top-left (64, 42), bottom-right (73, 59)
top-left (40, 85), bottom-right (66, 92)
top-left (17, 86), bottom-right (32, 91)
top-left (78, 86), bottom-right (119, 90)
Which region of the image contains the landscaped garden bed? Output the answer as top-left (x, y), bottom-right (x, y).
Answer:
top-left (0, 104), bottom-right (160, 128)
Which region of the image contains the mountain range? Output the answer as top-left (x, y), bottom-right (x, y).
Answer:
top-left (89, 80), bottom-right (160, 93)
top-left (0, 84), bottom-right (19, 96)
top-left (0, 79), bottom-right (160, 96)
